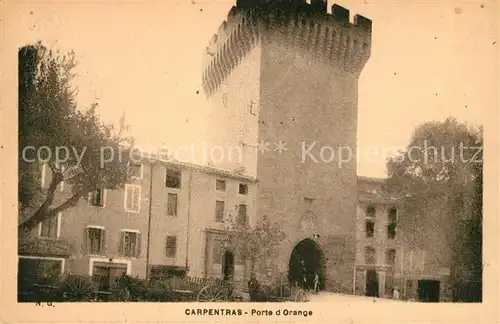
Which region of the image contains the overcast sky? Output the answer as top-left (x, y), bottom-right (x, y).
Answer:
top-left (10, 0), bottom-right (497, 177)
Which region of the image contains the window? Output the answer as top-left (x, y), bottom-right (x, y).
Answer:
top-left (365, 220), bottom-right (375, 238)
top-left (128, 163), bottom-right (143, 180)
top-left (388, 208), bottom-right (398, 222)
top-left (85, 227), bottom-right (106, 254)
top-left (166, 168), bottom-right (181, 189)
top-left (215, 200), bottom-right (225, 222)
top-left (364, 246), bottom-right (376, 265)
top-left (165, 236), bottom-right (177, 258)
top-left (119, 231), bottom-right (141, 257)
top-left (216, 179), bottom-right (226, 191)
top-left (365, 206), bottom-right (376, 218)
top-left (238, 183), bottom-right (248, 195)
top-left (39, 213), bottom-right (60, 238)
top-left (387, 223), bottom-right (397, 239)
top-left (92, 263), bottom-right (127, 292)
top-left (249, 100), bottom-right (257, 116)
top-left (386, 249), bottom-right (396, 267)
top-left (237, 204), bottom-right (247, 225)
top-left (167, 193), bottom-right (178, 217)
top-left (387, 208), bottom-right (397, 239)
top-left (124, 185), bottom-right (141, 213)
top-left (89, 189), bottom-right (106, 207)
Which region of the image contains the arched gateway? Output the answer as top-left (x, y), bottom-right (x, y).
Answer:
top-left (288, 238), bottom-right (326, 291)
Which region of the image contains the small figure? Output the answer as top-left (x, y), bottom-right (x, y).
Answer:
top-left (247, 273), bottom-right (260, 301)
top-left (313, 272), bottom-right (319, 294)
top-left (393, 286), bottom-right (400, 300)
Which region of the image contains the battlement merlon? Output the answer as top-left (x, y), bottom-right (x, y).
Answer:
top-left (205, 3), bottom-right (372, 55)
top-left (202, 3), bottom-right (372, 97)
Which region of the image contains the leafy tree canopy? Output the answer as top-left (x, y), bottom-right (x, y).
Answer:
top-left (386, 117), bottom-right (482, 291)
top-left (222, 213), bottom-right (286, 280)
top-left (18, 42), bottom-right (134, 234)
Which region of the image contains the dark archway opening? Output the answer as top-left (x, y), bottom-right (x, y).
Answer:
top-left (222, 250), bottom-right (234, 281)
top-left (288, 239), bottom-right (325, 290)
top-left (365, 269), bottom-right (379, 297)
top-left (418, 280), bottom-right (440, 302)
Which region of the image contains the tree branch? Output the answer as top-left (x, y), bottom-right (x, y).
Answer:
top-left (18, 187), bottom-right (89, 234)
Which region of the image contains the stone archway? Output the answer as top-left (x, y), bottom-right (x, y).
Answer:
top-left (288, 238), bottom-right (325, 290)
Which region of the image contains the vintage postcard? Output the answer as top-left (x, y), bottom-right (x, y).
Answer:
top-left (1, 0), bottom-right (498, 323)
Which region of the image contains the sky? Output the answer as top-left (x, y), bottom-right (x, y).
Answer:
top-left (9, 0), bottom-right (498, 178)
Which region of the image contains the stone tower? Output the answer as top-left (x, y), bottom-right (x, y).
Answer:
top-left (201, 0), bottom-right (371, 292)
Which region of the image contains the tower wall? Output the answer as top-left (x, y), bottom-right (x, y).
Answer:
top-left (202, 44), bottom-right (261, 176)
top-left (201, 2), bottom-right (372, 292)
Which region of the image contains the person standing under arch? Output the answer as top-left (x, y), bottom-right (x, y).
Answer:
top-left (313, 272), bottom-right (319, 294)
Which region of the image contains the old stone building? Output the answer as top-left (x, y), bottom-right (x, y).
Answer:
top-left (354, 176), bottom-right (453, 301)
top-left (18, 158), bottom-right (257, 293)
top-left (200, 1), bottom-right (372, 293)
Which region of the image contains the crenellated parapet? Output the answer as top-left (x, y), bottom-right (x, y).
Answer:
top-left (202, 2), bottom-right (372, 98)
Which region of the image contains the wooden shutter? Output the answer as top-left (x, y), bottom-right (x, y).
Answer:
top-left (136, 187), bottom-right (141, 210)
top-left (118, 231), bottom-right (125, 256)
top-left (133, 187), bottom-right (139, 211)
top-left (50, 213), bottom-right (58, 237)
top-left (136, 233), bottom-right (142, 257)
top-left (101, 229), bottom-right (107, 253)
top-left (84, 228), bottom-right (90, 254)
top-left (102, 189), bottom-right (107, 207)
top-left (124, 187), bottom-right (128, 210)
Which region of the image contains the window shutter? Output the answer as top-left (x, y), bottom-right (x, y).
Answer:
top-left (134, 188), bottom-right (140, 211)
top-left (50, 214), bottom-right (58, 237)
top-left (136, 233), bottom-right (142, 257)
top-left (118, 231), bottom-right (125, 256)
top-left (165, 235), bottom-right (170, 257)
top-left (103, 189), bottom-right (107, 207)
top-left (84, 228), bottom-right (90, 254)
top-left (124, 187), bottom-right (128, 210)
top-left (101, 229), bottom-right (107, 253)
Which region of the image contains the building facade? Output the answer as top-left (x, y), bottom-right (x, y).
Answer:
top-left (18, 158), bottom-right (257, 292)
top-left (18, 163), bottom-right (453, 301)
top-left (354, 176), bottom-right (453, 302)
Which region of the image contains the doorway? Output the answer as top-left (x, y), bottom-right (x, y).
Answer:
top-left (418, 280), bottom-right (440, 302)
top-left (92, 262), bottom-right (127, 291)
top-left (222, 250), bottom-right (234, 281)
top-left (365, 269), bottom-right (379, 297)
top-left (288, 238), bottom-right (325, 290)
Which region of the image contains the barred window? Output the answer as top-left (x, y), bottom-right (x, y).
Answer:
top-left (165, 236), bottom-right (177, 258)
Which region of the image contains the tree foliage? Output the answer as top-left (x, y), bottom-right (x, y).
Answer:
top-left (386, 117), bottom-right (482, 300)
top-left (222, 213), bottom-right (286, 280)
top-left (18, 42), bottom-right (133, 234)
